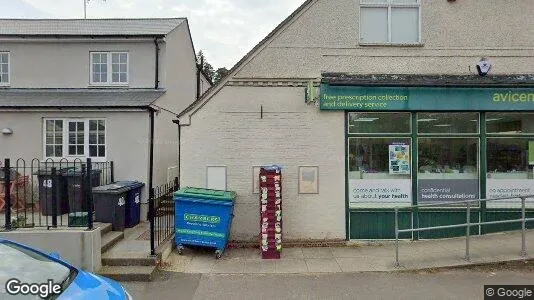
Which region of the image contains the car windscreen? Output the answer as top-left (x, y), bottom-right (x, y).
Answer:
top-left (0, 242), bottom-right (72, 299)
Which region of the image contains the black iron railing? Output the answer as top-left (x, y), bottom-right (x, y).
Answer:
top-left (149, 177), bottom-right (178, 256)
top-left (1, 158), bottom-right (114, 231)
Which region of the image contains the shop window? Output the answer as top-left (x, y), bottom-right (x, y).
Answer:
top-left (486, 113), bottom-right (534, 134)
top-left (360, 0), bottom-right (420, 44)
top-left (418, 138), bottom-right (479, 205)
top-left (417, 113), bottom-right (479, 134)
top-left (348, 137), bottom-right (412, 208)
top-left (487, 139), bottom-right (530, 178)
top-left (348, 112), bottom-right (411, 134)
top-left (486, 138), bottom-right (534, 207)
top-left (418, 138), bottom-right (478, 179)
top-left (349, 138), bottom-right (411, 180)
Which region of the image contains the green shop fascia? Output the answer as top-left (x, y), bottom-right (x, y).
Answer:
top-left (320, 74), bottom-right (534, 240)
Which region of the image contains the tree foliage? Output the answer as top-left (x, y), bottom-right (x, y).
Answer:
top-left (197, 51), bottom-right (229, 85)
top-left (214, 67), bottom-right (230, 84)
top-left (197, 51), bottom-right (215, 83)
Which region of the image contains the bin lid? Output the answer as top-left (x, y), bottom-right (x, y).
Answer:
top-left (62, 168), bottom-right (102, 176)
top-left (33, 166), bottom-right (76, 175)
top-left (92, 181), bottom-right (144, 194)
top-left (174, 187), bottom-right (236, 202)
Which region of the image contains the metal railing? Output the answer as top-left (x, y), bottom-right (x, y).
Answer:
top-left (394, 196), bottom-right (534, 267)
top-left (149, 177), bottom-right (179, 256)
top-left (1, 158), bottom-right (114, 231)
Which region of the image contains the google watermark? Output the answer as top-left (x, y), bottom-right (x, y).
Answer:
top-left (485, 285), bottom-right (534, 299)
top-left (5, 278), bottom-right (62, 298)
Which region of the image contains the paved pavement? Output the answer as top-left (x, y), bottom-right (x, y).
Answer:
top-left (160, 230), bottom-right (534, 274)
top-left (122, 268), bottom-right (534, 300)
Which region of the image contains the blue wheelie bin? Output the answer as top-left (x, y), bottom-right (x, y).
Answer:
top-left (124, 181), bottom-right (144, 228)
top-left (174, 187), bottom-right (236, 259)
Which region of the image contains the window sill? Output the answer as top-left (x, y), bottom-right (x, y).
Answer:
top-left (359, 43), bottom-right (424, 47)
top-left (88, 83), bottom-right (129, 88)
top-left (0, 84), bottom-right (10, 88)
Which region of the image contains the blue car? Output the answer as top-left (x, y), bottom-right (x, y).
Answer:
top-left (0, 239), bottom-right (133, 299)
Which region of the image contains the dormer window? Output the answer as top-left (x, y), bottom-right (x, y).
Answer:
top-left (90, 52), bottom-right (128, 85)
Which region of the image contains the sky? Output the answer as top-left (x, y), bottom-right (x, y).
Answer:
top-left (0, 0), bottom-right (304, 69)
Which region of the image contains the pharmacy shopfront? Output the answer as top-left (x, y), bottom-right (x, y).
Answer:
top-left (320, 81), bottom-right (534, 239)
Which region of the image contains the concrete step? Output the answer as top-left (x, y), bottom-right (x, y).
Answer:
top-left (101, 256), bottom-right (157, 266)
top-left (101, 231), bottom-right (124, 254)
top-left (98, 266), bottom-right (156, 282)
top-left (97, 223), bottom-right (113, 236)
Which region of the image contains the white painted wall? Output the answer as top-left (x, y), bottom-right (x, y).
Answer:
top-left (180, 86), bottom-right (345, 241)
top-left (2, 40), bottom-right (156, 88)
top-left (0, 110), bottom-right (150, 202)
top-left (152, 23), bottom-right (198, 187)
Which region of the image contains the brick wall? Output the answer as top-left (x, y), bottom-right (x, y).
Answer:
top-left (180, 86), bottom-right (346, 241)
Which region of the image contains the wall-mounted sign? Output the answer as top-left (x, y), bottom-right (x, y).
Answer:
top-left (320, 84), bottom-right (534, 111)
top-left (418, 179), bottom-right (479, 204)
top-left (487, 179), bottom-right (534, 208)
top-left (349, 179), bottom-right (411, 207)
top-left (389, 144), bottom-right (410, 175)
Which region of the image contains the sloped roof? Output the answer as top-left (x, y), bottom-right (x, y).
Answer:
top-left (177, 0), bottom-right (316, 118)
top-left (0, 89), bottom-right (165, 108)
top-left (0, 18), bottom-right (185, 36)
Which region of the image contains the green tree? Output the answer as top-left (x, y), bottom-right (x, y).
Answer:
top-left (196, 51), bottom-right (215, 83)
top-left (214, 67), bottom-right (230, 84)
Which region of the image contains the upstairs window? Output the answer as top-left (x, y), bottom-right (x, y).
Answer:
top-left (90, 52), bottom-right (128, 85)
top-left (0, 52), bottom-right (9, 85)
top-left (360, 0), bottom-right (420, 44)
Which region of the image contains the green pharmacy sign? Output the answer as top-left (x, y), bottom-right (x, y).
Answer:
top-left (320, 84), bottom-right (534, 111)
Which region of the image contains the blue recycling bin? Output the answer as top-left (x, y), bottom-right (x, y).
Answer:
top-left (174, 187), bottom-right (236, 259)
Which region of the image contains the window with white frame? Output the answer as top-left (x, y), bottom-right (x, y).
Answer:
top-left (44, 119), bottom-right (106, 159)
top-left (360, 0), bottom-right (420, 44)
top-left (90, 52), bottom-right (128, 85)
top-left (0, 52), bottom-right (9, 85)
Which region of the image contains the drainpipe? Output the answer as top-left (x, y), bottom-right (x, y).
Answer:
top-left (196, 54), bottom-right (205, 100)
top-left (172, 119), bottom-right (181, 188)
top-left (154, 37), bottom-right (160, 89)
top-left (196, 62), bottom-right (201, 100)
top-left (148, 108), bottom-right (155, 219)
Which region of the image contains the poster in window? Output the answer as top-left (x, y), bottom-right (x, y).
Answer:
top-left (389, 144), bottom-right (410, 175)
top-left (298, 166), bottom-right (319, 194)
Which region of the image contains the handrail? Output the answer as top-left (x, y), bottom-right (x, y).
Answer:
top-left (396, 195), bottom-right (534, 209)
top-left (394, 195), bottom-right (534, 267)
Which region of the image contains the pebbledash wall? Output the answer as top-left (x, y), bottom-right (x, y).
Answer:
top-left (178, 0), bottom-right (534, 241)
